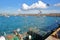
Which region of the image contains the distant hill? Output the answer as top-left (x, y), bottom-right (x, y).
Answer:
top-left (18, 13), bottom-right (60, 16)
top-left (0, 13), bottom-right (60, 16)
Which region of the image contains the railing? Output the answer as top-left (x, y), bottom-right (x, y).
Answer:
top-left (43, 22), bottom-right (60, 39)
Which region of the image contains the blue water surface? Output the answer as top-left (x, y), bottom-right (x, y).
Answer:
top-left (0, 16), bottom-right (60, 36)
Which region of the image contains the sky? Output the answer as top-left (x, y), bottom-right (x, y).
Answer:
top-left (0, 0), bottom-right (60, 14)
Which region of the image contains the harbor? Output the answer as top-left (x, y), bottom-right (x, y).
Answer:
top-left (0, 0), bottom-right (60, 40)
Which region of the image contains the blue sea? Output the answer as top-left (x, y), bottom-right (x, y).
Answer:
top-left (0, 16), bottom-right (60, 36)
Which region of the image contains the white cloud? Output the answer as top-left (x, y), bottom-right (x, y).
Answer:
top-left (17, 9), bottom-right (21, 12)
top-left (22, 1), bottom-right (47, 10)
top-left (41, 10), bottom-right (60, 13)
top-left (17, 9), bottom-right (39, 14)
top-left (17, 8), bottom-right (60, 14)
top-left (22, 3), bottom-right (29, 10)
top-left (50, 10), bottom-right (60, 13)
top-left (54, 3), bottom-right (60, 7)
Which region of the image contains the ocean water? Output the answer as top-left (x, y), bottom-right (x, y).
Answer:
top-left (0, 16), bottom-right (60, 36)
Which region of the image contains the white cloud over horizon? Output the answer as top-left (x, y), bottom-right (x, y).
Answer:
top-left (41, 10), bottom-right (60, 13)
top-left (17, 9), bottom-right (60, 14)
top-left (22, 1), bottom-right (47, 10)
top-left (17, 9), bottom-right (40, 14)
top-left (54, 3), bottom-right (60, 7)
top-left (0, 9), bottom-right (60, 14)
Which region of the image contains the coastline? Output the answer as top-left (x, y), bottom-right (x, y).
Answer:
top-left (0, 13), bottom-right (60, 17)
